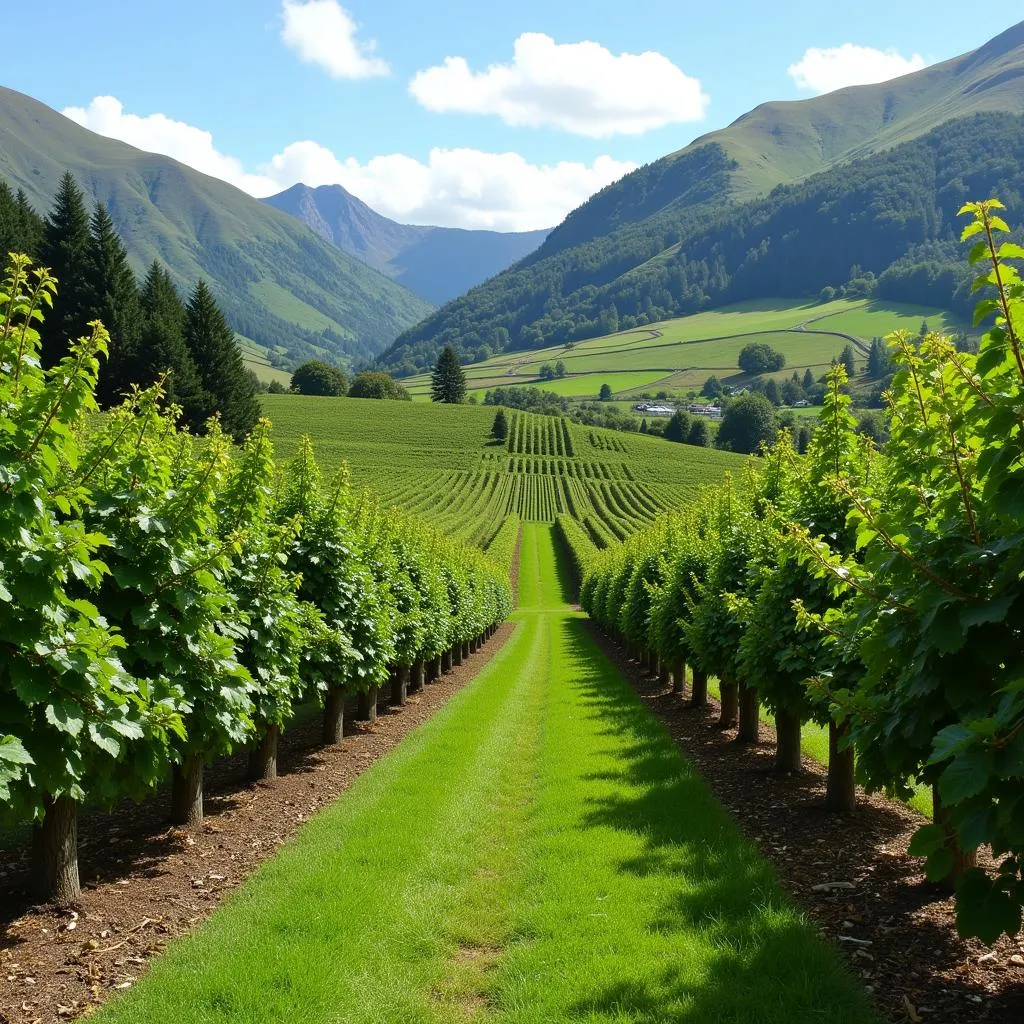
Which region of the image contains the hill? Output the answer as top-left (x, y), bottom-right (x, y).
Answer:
top-left (0, 87), bottom-right (432, 371)
top-left (381, 112), bottom-right (1024, 373)
top-left (264, 183), bottom-right (549, 305)
top-left (262, 395), bottom-right (742, 548)
top-left (538, 19), bottom-right (1024, 258)
top-left (398, 296), bottom-right (959, 402)
top-left (379, 21), bottom-right (1024, 373)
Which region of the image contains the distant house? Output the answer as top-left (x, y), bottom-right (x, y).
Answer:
top-left (685, 403), bottom-right (722, 419)
top-left (793, 399), bottom-right (810, 408)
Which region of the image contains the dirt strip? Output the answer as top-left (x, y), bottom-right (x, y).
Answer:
top-left (0, 622), bottom-right (516, 1024)
top-left (587, 625), bottom-right (1024, 1024)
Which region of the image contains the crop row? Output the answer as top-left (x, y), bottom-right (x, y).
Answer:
top-left (506, 412), bottom-right (575, 458)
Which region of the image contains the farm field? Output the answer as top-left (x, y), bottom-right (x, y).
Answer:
top-left (262, 395), bottom-right (744, 548)
top-left (93, 524), bottom-right (877, 1024)
top-left (398, 297), bottom-right (960, 402)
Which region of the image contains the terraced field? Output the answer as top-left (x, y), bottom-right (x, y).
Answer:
top-left (262, 396), bottom-right (743, 549)
top-left (398, 297), bottom-right (960, 402)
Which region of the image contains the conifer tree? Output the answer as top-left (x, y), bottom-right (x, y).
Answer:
top-left (15, 190), bottom-right (42, 256)
top-left (88, 204), bottom-right (142, 407)
top-left (0, 183), bottom-right (43, 257)
top-left (39, 172), bottom-right (93, 367)
top-left (139, 262), bottom-right (207, 425)
top-left (430, 345), bottom-right (467, 404)
top-left (839, 344), bottom-right (857, 380)
top-left (802, 367), bottom-right (815, 390)
top-left (183, 280), bottom-right (259, 439)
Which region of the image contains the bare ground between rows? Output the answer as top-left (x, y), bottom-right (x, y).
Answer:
top-left (586, 624), bottom-right (1024, 1024)
top-left (0, 622), bottom-right (516, 1024)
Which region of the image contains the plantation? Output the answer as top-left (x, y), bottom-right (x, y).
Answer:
top-left (396, 297), bottom-right (959, 402)
top-left (263, 396), bottom-right (744, 547)
top-left (572, 202), bottom-right (1024, 950)
top-left (0, 256), bottom-right (511, 906)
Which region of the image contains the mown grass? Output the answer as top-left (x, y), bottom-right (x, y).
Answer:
top-left (95, 525), bottom-right (879, 1024)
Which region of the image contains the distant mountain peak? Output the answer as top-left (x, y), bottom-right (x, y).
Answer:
top-left (263, 184), bottom-right (549, 305)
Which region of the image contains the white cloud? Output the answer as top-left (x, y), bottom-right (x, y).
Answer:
top-left (409, 32), bottom-right (708, 138)
top-left (787, 44), bottom-right (927, 95)
top-left (261, 142), bottom-right (635, 230)
top-left (280, 0), bottom-right (388, 79)
top-left (63, 96), bottom-right (280, 194)
top-left (61, 96), bottom-right (633, 231)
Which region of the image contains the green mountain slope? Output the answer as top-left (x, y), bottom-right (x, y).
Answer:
top-left (0, 87), bottom-right (432, 369)
top-left (264, 183), bottom-right (549, 305)
top-left (541, 19), bottom-right (1024, 258)
top-left (380, 21), bottom-right (1024, 373)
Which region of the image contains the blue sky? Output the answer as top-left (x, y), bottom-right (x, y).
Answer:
top-left (4, 2), bottom-right (1015, 230)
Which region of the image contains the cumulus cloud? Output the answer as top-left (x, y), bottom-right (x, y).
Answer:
top-left (61, 96), bottom-right (633, 231)
top-left (787, 44), bottom-right (927, 95)
top-left (409, 32), bottom-right (708, 137)
top-left (63, 96), bottom-right (279, 194)
top-left (280, 0), bottom-right (388, 79)
top-left (262, 142), bottom-right (635, 230)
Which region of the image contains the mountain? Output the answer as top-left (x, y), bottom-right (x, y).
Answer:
top-left (0, 87), bottom-right (432, 371)
top-left (380, 20), bottom-right (1024, 373)
top-left (264, 183), bottom-right (549, 305)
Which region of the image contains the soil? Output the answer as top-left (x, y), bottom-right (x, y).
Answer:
top-left (587, 625), bottom-right (1024, 1024)
top-left (0, 622), bottom-right (515, 1024)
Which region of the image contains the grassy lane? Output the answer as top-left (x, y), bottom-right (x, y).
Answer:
top-left (96, 525), bottom-right (878, 1024)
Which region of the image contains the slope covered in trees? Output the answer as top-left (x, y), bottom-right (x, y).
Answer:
top-left (0, 87), bottom-right (432, 369)
top-left (264, 183), bottom-right (549, 305)
top-left (381, 113), bottom-right (1024, 372)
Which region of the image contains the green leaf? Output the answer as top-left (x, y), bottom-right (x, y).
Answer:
top-left (0, 735), bottom-right (34, 766)
top-left (956, 869), bottom-right (1022, 945)
top-left (908, 823), bottom-right (947, 857)
top-left (44, 700), bottom-right (85, 737)
top-left (925, 847), bottom-right (955, 883)
top-left (939, 746), bottom-right (995, 805)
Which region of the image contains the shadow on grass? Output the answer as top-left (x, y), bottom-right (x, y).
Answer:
top-left (552, 616), bottom-right (880, 1023)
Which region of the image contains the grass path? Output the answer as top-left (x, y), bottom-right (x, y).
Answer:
top-left (96, 525), bottom-right (878, 1024)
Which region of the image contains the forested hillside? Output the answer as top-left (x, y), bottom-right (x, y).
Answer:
top-left (538, 19), bottom-right (1024, 258)
top-left (265, 183), bottom-right (549, 305)
top-left (381, 113), bottom-right (1024, 372)
top-left (0, 87), bottom-right (432, 369)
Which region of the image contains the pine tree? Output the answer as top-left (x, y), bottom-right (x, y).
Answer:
top-left (802, 367), bottom-right (815, 390)
top-left (39, 172), bottom-right (93, 367)
top-left (839, 344), bottom-right (857, 381)
top-left (430, 345), bottom-right (466, 404)
top-left (15, 190), bottom-right (43, 256)
top-left (88, 204), bottom-right (142, 407)
top-left (183, 280), bottom-right (259, 440)
top-left (491, 409), bottom-right (508, 440)
top-left (0, 183), bottom-right (43, 257)
top-left (639, 417), bottom-right (648, 434)
top-left (139, 262), bottom-right (207, 425)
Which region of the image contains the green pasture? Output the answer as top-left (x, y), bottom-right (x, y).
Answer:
top-left (396, 298), bottom-right (956, 401)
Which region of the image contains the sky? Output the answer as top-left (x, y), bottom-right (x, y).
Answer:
top-left (3, 2), bottom-right (1015, 231)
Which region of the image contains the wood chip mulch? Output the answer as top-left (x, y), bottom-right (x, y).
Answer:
top-left (587, 623), bottom-right (1024, 1024)
top-left (0, 621), bottom-right (516, 1024)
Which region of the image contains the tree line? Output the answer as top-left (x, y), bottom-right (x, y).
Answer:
top-left (0, 256), bottom-right (513, 904)
top-left (560, 201), bottom-right (1024, 945)
top-left (380, 113), bottom-right (1024, 374)
top-left (0, 172), bottom-right (259, 439)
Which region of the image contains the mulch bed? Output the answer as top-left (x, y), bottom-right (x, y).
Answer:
top-left (0, 622), bottom-right (515, 1024)
top-left (587, 624), bottom-right (1024, 1024)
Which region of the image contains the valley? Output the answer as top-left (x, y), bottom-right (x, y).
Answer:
top-left (2, 10), bottom-right (1024, 1024)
